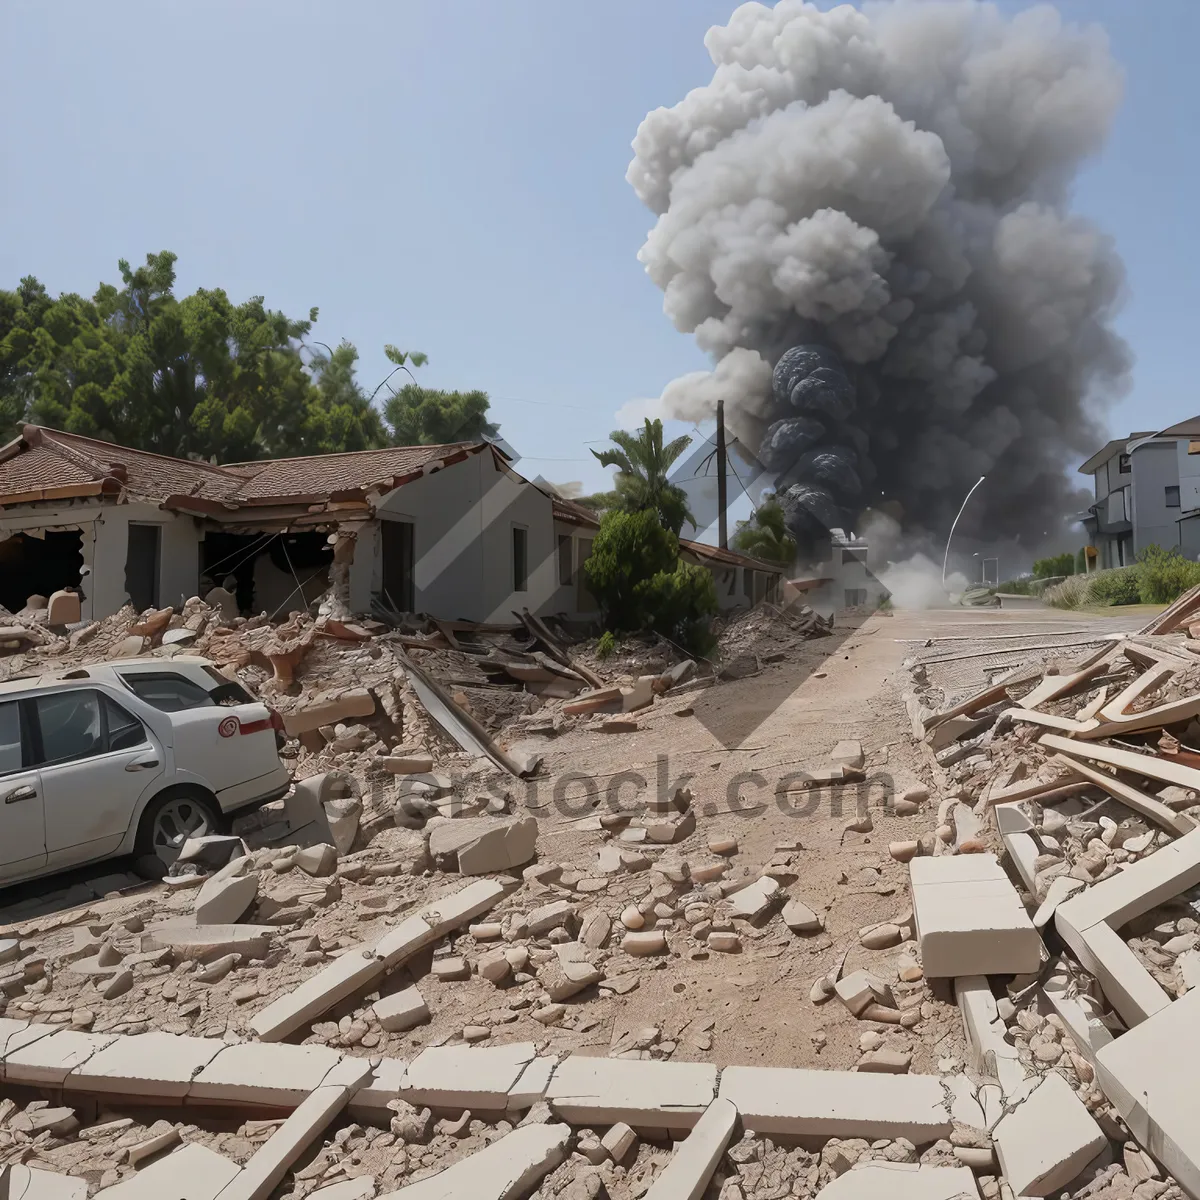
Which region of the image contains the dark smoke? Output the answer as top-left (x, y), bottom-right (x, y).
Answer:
top-left (625, 0), bottom-right (1131, 548)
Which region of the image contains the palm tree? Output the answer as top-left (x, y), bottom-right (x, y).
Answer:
top-left (582, 419), bottom-right (696, 535)
top-left (732, 498), bottom-right (797, 567)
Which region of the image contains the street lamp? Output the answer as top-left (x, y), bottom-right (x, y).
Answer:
top-left (943, 476), bottom-right (986, 592)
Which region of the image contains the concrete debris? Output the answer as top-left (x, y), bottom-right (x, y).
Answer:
top-left (426, 815), bottom-right (538, 875)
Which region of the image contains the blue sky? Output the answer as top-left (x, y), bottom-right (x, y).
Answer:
top-left (3, 1), bottom-right (1198, 517)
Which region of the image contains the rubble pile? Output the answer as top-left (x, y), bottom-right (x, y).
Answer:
top-left (3, 586), bottom-right (1200, 1198)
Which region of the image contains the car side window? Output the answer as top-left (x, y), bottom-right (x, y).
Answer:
top-left (120, 673), bottom-right (215, 713)
top-left (35, 691), bottom-right (103, 765)
top-left (104, 697), bottom-right (147, 752)
top-left (0, 701), bottom-right (23, 777)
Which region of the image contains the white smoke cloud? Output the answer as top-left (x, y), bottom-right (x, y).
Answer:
top-left (627, 0), bottom-right (1130, 545)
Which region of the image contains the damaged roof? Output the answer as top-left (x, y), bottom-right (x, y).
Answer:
top-left (0, 426), bottom-right (244, 506)
top-left (221, 442), bottom-right (488, 504)
top-left (0, 426), bottom-right (497, 513)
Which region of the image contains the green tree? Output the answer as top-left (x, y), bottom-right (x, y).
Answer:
top-left (731, 498), bottom-right (797, 567)
top-left (1075, 546), bottom-right (1087, 574)
top-left (383, 383), bottom-right (499, 445)
top-left (0, 253), bottom-right (388, 461)
top-left (586, 419), bottom-right (695, 536)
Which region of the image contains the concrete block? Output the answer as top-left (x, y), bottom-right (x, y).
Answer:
top-left (643, 1097), bottom-right (737, 1200)
top-left (295, 843), bottom-right (338, 877)
top-left (507, 1056), bottom-right (558, 1111)
top-left (728, 876), bottom-right (780, 920)
top-left (992, 1071), bottom-right (1105, 1196)
top-left (835, 969), bottom-right (892, 1017)
top-left (373, 915), bottom-right (436, 967)
top-left (309, 1183), bottom-right (376, 1200)
top-left (0, 1164), bottom-right (87, 1199)
top-left (373, 986), bottom-right (429, 1032)
top-left (954, 977), bottom-right (1026, 1095)
top-left (249, 944), bottom-right (384, 1043)
top-left (910, 854), bottom-right (1042, 978)
top-left (93, 1143), bottom-right (240, 1199)
top-left (142, 922), bottom-right (273, 960)
top-left (283, 690), bottom-right (374, 736)
top-left (814, 1163), bottom-right (980, 1200)
top-left (348, 1058), bottom-right (408, 1124)
top-left (2, 1030), bottom-right (116, 1084)
top-left (718, 1066), bottom-right (951, 1141)
top-left (1096, 983), bottom-right (1200, 1200)
top-left (427, 816), bottom-right (538, 875)
top-left (401, 1042), bottom-right (538, 1110)
top-left (190, 1043), bottom-right (343, 1107)
top-left (547, 1057), bottom-right (718, 1130)
top-left (419, 879), bottom-right (509, 941)
top-left (375, 1121), bottom-right (571, 1200)
top-left (213, 1083), bottom-right (351, 1200)
top-left (46, 590), bottom-right (81, 625)
top-left (195, 872), bottom-right (258, 926)
top-left (67, 1032), bottom-right (225, 1098)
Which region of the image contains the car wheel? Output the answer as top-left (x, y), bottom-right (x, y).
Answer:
top-left (136, 787), bottom-right (225, 869)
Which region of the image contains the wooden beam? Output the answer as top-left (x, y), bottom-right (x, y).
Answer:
top-left (1003, 708), bottom-right (1098, 735)
top-left (1039, 733), bottom-right (1200, 793)
top-left (1050, 753), bottom-right (1194, 837)
top-left (1017, 652), bottom-right (1116, 710)
top-left (922, 682), bottom-right (1011, 733)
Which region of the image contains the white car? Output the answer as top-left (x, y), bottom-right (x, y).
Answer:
top-left (0, 656), bottom-right (291, 886)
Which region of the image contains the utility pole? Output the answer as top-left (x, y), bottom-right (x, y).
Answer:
top-left (716, 399), bottom-right (728, 549)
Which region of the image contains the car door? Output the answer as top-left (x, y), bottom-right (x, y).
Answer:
top-left (0, 698), bottom-right (46, 881)
top-left (32, 688), bottom-right (166, 867)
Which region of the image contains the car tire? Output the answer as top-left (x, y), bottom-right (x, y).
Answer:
top-left (135, 786), bottom-right (227, 869)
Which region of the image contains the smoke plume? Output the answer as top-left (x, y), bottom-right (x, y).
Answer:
top-left (628, 0), bottom-right (1130, 549)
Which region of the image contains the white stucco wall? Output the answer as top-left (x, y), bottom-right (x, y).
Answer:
top-left (0, 499), bottom-right (201, 619)
top-left (348, 451), bottom-right (560, 622)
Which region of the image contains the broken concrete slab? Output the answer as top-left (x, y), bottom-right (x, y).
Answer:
top-left (249, 944), bottom-right (386, 1043)
top-left (282, 689), bottom-right (375, 736)
top-left (830, 740), bottom-right (865, 769)
top-left (418, 879), bottom-right (510, 941)
top-left (546, 1056), bottom-right (718, 1131)
top-left (251, 882), bottom-right (503, 1043)
top-left (346, 1057), bottom-right (408, 1124)
top-left (92, 1143), bottom-right (240, 1199)
top-left (728, 876), bottom-right (781, 920)
top-left (643, 1097), bottom-right (737, 1200)
top-left (718, 1066), bottom-right (952, 1141)
top-left (190, 1042), bottom-right (344, 1107)
top-left (213, 1083), bottom-right (352, 1200)
top-left (141, 922), bottom-right (273, 960)
top-left (954, 977), bottom-right (1026, 1095)
top-left (2, 1030), bottom-right (116, 1085)
top-left (67, 1031), bottom-right (226, 1098)
top-left (400, 1042), bottom-right (538, 1110)
top-left (375, 1121), bottom-right (570, 1200)
top-left (992, 1071), bottom-right (1105, 1197)
top-left (814, 1163), bottom-right (980, 1200)
top-left (1095, 982), bottom-right (1200, 1199)
top-left (194, 871), bottom-right (258, 926)
top-left (910, 854), bottom-right (1042, 978)
top-left (426, 816), bottom-right (538, 875)
top-left (0, 1164), bottom-right (88, 1199)
top-left (507, 1056), bottom-right (558, 1112)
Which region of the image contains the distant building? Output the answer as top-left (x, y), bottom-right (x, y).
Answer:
top-left (1078, 417), bottom-right (1200, 568)
top-left (785, 529), bottom-right (889, 613)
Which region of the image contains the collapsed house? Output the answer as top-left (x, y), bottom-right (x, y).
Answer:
top-left (0, 427), bottom-right (784, 628)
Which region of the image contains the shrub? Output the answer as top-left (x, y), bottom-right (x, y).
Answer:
top-left (637, 558), bottom-right (718, 655)
top-left (584, 509), bottom-right (679, 630)
top-left (1033, 552), bottom-right (1075, 579)
top-left (583, 509), bottom-right (718, 654)
top-left (1135, 544), bottom-right (1200, 604)
top-left (1044, 566), bottom-right (1139, 609)
top-left (596, 631), bottom-right (616, 660)
top-left (996, 577), bottom-right (1035, 595)
top-left (1091, 568), bottom-right (1141, 606)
